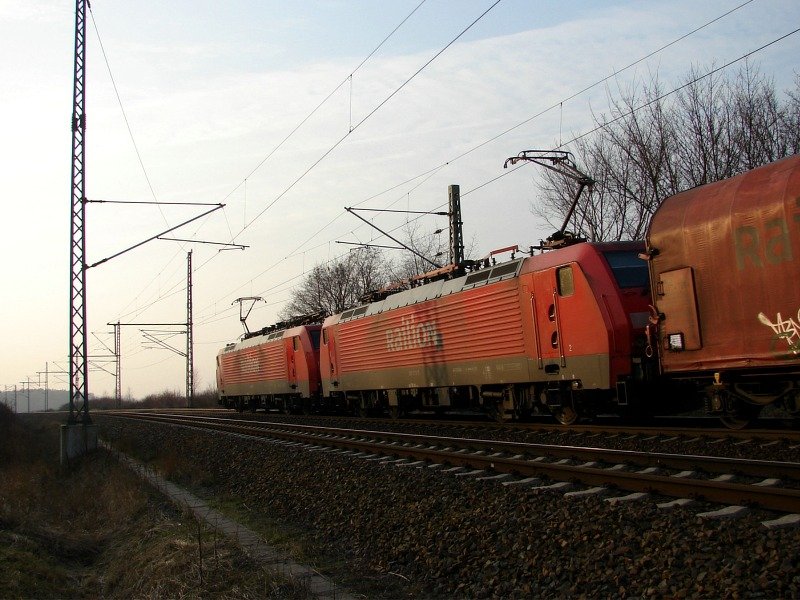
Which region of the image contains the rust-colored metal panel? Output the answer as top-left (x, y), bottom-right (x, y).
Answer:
top-left (334, 354), bottom-right (610, 392)
top-left (647, 154), bottom-right (800, 373)
top-left (320, 241), bottom-right (648, 395)
top-left (656, 267), bottom-right (702, 351)
top-left (220, 341), bottom-right (285, 384)
top-left (217, 324), bottom-right (322, 398)
top-left (337, 279), bottom-right (526, 377)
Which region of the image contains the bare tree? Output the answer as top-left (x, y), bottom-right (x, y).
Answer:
top-left (674, 67), bottom-right (738, 187)
top-left (280, 247), bottom-right (390, 318)
top-left (384, 219), bottom-right (480, 283)
top-left (536, 63), bottom-right (800, 241)
top-left (732, 63), bottom-right (786, 169)
top-left (536, 76), bottom-right (680, 242)
top-left (387, 221), bottom-right (448, 282)
top-left (780, 73), bottom-right (800, 155)
top-left (282, 217), bottom-right (482, 321)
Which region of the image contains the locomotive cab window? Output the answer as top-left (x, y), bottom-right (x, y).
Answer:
top-left (293, 336), bottom-right (299, 351)
top-left (557, 266), bottom-right (574, 297)
top-left (603, 251), bottom-right (649, 288)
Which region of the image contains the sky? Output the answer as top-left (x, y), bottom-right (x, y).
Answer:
top-left (1, 0), bottom-right (798, 408)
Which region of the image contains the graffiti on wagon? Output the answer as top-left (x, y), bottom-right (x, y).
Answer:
top-left (758, 309), bottom-right (800, 356)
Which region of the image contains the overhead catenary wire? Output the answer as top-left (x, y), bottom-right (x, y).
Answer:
top-left (122, 0), bottom-right (506, 321)
top-left (88, 6), bottom-right (164, 223)
top-left (88, 5), bottom-right (197, 321)
top-left (191, 25), bottom-right (800, 328)
top-left (267, 0), bottom-right (759, 264)
top-left (111, 0), bottom-right (432, 323)
top-left (115, 1), bottom-right (779, 332)
top-left (566, 26), bottom-right (800, 147)
top-left (232, 0), bottom-right (503, 241)
top-left (192, 160), bottom-right (529, 329)
top-left (218, 0), bottom-right (428, 207)
top-left (89, 0), bottom-right (428, 327)
top-left (191, 6), bottom-right (782, 326)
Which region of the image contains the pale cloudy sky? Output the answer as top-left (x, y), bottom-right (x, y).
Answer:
top-left (1, 0), bottom-right (798, 406)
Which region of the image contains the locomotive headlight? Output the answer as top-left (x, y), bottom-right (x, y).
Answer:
top-left (667, 332), bottom-right (685, 351)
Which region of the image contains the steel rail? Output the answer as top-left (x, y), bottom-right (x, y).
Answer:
top-left (103, 407), bottom-right (800, 442)
top-left (104, 412), bottom-right (800, 513)
top-left (502, 420), bottom-right (800, 442)
top-left (343, 416), bottom-right (800, 442)
top-left (116, 412), bottom-right (800, 479)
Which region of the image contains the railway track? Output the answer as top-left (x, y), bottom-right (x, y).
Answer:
top-left (111, 407), bottom-right (800, 443)
top-left (107, 411), bottom-right (800, 515)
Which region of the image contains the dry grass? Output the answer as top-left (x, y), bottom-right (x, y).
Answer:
top-left (0, 406), bottom-right (315, 599)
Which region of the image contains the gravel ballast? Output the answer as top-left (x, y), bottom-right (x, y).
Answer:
top-left (98, 417), bottom-right (800, 598)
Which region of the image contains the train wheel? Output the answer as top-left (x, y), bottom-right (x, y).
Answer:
top-left (720, 403), bottom-right (761, 429)
top-left (541, 386), bottom-right (580, 425)
top-left (486, 400), bottom-right (507, 423)
top-left (552, 403), bottom-right (578, 426)
top-left (711, 389), bottom-right (762, 429)
top-left (720, 415), bottom-right (749, 429)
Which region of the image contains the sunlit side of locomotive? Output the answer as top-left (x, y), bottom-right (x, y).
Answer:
top-left (645, 153), bottom-right (800, 425)
top-left (216, 324), bottom-right (322, 413)
top-left (319, 241), bottom-right (651, 422)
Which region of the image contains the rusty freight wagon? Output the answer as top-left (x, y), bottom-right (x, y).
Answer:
top-left (320, 241), bottom-right (652, 423)
top-left (645, 154), bottom-right (800, 426)
top-left (217, 323), bottom-right (322, 413)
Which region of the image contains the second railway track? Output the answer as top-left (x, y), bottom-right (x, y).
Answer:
top-left (108, 411), bottom-right (800, 515)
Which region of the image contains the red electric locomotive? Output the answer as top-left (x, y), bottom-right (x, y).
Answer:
top-left (319, 241), bottom-right (652, 423)
top-left (645, 153), bottom-right (800, 426)
top-left (216, 321), bottom-right (322, 413)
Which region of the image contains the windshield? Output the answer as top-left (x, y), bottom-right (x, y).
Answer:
top-left (310, 329), bottom-right (321, 350)
top-left (603, 251), bottom-right (649, 289)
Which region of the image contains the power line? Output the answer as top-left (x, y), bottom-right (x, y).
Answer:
top-left (94, 0), bottom-right (426, 323)
top-left (566, 27), bottom-right (800, 147)
top-left (192, 163), bottom-right (530, 330)
top-left (89, 5), bottom-right (193, 322)
top-left (110, 0), bottom-right (431, 323)
top-left (217, 0), bottom-right (429, 207)
top-left (113, 1), bottom-right (505, 322)
top-left (193, 25), bottom-right (800, 328)
top-left (233, 0), bottom-right (503, 240)
top-left (88, 5), bottom-right (170, 229)
top-left (253, 0), bottom-right (759, 264)
top-left (111, 1), bottom-right (777, 330)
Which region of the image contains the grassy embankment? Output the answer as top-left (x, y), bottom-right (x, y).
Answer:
top-left (0, 405), bottom-right (312, 599)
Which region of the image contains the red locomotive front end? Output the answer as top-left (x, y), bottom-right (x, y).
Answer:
top-left (646, 154), bottom-right (800, 424)
top-left (320, 241), bottom-right (651, 422)
top-left (217, 324), bottom-right (322, 413)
